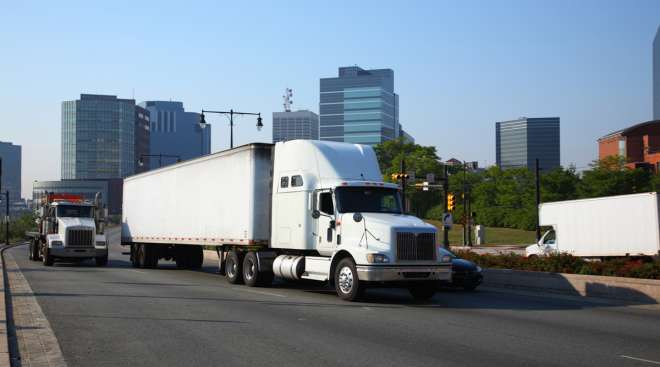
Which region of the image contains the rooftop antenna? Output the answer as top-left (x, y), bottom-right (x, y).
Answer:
top-left (283, 88), bottom-right (293, 112)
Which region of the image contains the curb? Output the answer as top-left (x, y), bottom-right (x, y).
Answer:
top-left (0, 245), bottom-right (9, 367)
top-left (482, 268), bottom-right (660, 304)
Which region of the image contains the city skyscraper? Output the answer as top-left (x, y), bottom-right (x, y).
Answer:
top-left (134, 105), bottom-right (151, 174)
top-left (496, 117), bottom-right (560, 171)
top-left (62, 94), bottom-right (135, 179)
top-left (273, 110), bottom-right (319, 143)
top-left (654, 26), bottom-right (660, 120)
top-left (320, 66), bottom-right (399, 145)
top-left (138, 101), bottom-right (211, 169)
top-left (0, 141), bottom-right (22, 201)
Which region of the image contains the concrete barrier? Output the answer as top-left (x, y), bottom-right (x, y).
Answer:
top-left (483, 268), bottom-right (660, 304)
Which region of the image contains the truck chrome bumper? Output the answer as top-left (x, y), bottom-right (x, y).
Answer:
top-left (49, 247), bottom-right (108, 258)
top-left (356, 264), bottom-right (452, 282)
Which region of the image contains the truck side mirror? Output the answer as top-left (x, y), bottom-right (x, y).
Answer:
top-left (311, 210), bottom-right (320, 219)
top-left (353, 213), bottom-right (363, 223)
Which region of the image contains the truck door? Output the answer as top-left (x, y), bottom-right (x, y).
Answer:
top-left (314, 190), bottom-right (336, 253)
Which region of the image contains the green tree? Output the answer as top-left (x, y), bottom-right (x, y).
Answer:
top-left (578, 156), bottom-right (653, 198)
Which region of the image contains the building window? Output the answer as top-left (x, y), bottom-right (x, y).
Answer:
top-left (280, 176), bottom-right (289, 188)
top-left (291, 175), bottom-right (303, 187)
top-left (619, 139), bottom-right (626, 157)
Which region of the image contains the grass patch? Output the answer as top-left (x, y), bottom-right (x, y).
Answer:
top-left (425, 220), bottom-right (536, 246)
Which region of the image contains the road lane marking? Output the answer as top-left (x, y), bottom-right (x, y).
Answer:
top-left (237, 288), bottom-right (286, 298)
top-left (620, 355), bottom-right (660, 365)
top-left (129, 269), bottom-right (147, 274)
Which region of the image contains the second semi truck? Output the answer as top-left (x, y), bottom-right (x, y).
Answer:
top-left (122, 140), bottom-right (452, 301)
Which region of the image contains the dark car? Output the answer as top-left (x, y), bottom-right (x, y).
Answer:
top-left (439, 248), bottom-right (483, 291)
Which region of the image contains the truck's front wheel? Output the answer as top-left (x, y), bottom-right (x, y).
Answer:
top-left (225, 251), bottom-right (243, 284)
top-left (42, 247), bottom-right (54, 267)
top-left (408, 284), bottom-right (436, 302)
top-left (334, 258), bottom-right (363, 301)
top-left (95, 256), bottom-right (108, 267)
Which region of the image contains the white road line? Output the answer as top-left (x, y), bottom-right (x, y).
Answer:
top-left (620, 355), bottom-right (660, 365)
top-left (237, 288), bottom-right (286, 298)
top-left (129, 269), bottom-right (147, 274)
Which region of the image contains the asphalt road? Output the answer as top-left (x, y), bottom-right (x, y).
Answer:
top-left (8, 229), bottom-right (660, 367)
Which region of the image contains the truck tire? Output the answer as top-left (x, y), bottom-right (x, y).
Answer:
top-left (42, 247), bottom-right (54, 267)
top-left (175, 246), bottom-right (190, 269)
top-left (130, 244), bottom-right (140, 268)
top-left (408, 284), bottom-right (436, 302)
top-left (136, 244), bottom-right (147, 268)
top-left (144, 244), bottom-right (159, 269)
top-left (334, 258), bottom-right (363, 301)
top-left (95, 255), bottom-right (108, 266)
top-left (243, 252), bottom-right (272, 287)
top-left (33, 241), bottom-right (41, 261)
top-left (225, 251), bottom-right (243, 284)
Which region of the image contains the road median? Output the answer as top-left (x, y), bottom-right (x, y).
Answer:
top-left (483, 268), bottom-right (660, 304)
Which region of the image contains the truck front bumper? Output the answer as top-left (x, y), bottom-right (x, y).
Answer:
top-left (356, 264), bottom-right (452, 282)
top-left (49, 247), bottom-right (108, 259)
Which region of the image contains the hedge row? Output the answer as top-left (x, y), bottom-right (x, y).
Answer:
top-left (453, 251), bottom-right (660, 280)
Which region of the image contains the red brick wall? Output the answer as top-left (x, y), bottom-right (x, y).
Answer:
top-left (598, 136), bottom-right (620, 160)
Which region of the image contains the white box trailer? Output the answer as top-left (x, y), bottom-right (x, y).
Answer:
top-left (122, 141), bottom-right (452, 301)
top-left (526, 192), bottom-right (660, 258)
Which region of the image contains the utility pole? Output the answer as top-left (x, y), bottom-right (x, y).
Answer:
top-left (535, 158), bottom-right (541, 242)
top-left (443, 164), bottom-right (449, 248)
top-left (400, 158), bottom-right (407, 213)
top-left (462, 161), bottom-right (467, 246)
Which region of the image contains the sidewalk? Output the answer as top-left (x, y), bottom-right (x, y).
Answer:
top-left (0, 245), bottom-right (11, 367)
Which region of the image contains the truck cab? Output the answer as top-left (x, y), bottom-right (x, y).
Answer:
top-left (29, 193), bottom-right (108, 266)
top-left (270, 140), bottom-right (452, 300)
top-left (525, 228), bottom-right (557, 257)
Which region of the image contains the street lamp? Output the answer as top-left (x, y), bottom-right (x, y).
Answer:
top-left (138, 154), bottom-right (181, 168)
top-left (200, 109), bottom-right (263, 149)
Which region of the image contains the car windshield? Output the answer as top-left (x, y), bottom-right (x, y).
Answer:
top-left (335, 187), bottom-right (402, 214)
top-left (439, 248), bottom-right (457, 258)
top-left (56, 205), bottom-right (93, 218)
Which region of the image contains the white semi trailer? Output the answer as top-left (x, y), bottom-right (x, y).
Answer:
top-left (122, 140), bottom-right (452, 301)
top-left (526, 192), bottom-right (660, 259)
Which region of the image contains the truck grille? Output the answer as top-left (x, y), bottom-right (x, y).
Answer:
top-left (67, 229), bottom-right (94, 248)
top-left (396, 232), bottom-right (436, 261)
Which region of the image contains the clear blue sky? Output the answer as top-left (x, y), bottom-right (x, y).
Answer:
top-left (1, 0), bottom-right (659, 198)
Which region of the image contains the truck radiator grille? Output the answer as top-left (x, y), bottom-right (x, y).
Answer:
top-left (396, 232), bottom-right (436, 261)
top-left (67, 229), bottom-right (94, 248)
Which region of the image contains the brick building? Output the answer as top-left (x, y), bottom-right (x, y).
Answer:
top-left (598, 120), bottom-right (660, 172)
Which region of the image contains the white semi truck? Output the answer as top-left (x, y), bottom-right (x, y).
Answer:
top-left (122, 140), bottom-right (452, 301)
top-left (526, 192), bottom-right (660, 259)
top-left (27, 193), bottom-right (109, 266)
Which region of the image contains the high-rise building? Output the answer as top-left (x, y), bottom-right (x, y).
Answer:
top-left (62, 94), bottom-right (136, 179)
top-left (320, 66), bottom-right (399, 145)
top-left (654, 26), bottom-right (660, 120)
top-left (273, 110), bottom-right (319, 143)
top-left (134, 105), bottom-right (151, 174)
top-left (0, 141), bottom-right (21, 201)
top-left (496, 117), bottom-right (560, 171)
top-left (139, 101), bottom-right (211, 169)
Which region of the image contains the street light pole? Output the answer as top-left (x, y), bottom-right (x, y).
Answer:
top-left (200, 109), bottom-right (263, 149)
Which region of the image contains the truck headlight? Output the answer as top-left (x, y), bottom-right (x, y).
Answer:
top-left (366, 253), bottom-right (389, 263)
top-left (52, 241), bottom-right (63, 247)
top-left (441, 255), bottom-right (452, 263)
top-left (96, 241), bottom-right (107, 247)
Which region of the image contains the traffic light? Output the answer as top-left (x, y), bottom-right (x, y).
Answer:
top-left (447, 193), bottom-right (456, 211)
top-left (390, 173), bottom-right (410, 180)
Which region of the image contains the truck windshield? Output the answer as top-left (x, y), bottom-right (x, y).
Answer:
top-left (56, 205), bottom-right (93, 218)
top-left (335, 187), bottom-right (402, 214)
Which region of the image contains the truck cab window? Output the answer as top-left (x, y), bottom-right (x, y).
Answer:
top-left (319, 192), bottom-right (334, 215)
top-left (543, 230), bottom-right (556, 245)
top-left (280, 176), bottom-right (289, 188)
top-left (291, 175), bottom-right (303, 187)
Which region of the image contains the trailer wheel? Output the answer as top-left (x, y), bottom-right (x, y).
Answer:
top-left (130, 244), bottom-right (140, 268)
top-left (225, 251), bottom-right (243, 284)
top-left (189, 246), bottom-right (203, 270)
top-left (42, 247), bottom-right (54, 267)
top-left (334, 258), bottom-right (363, 301)
top-left (175, 246), bottom-right (190, 269)
top-left (408, 284), bottom-right (436, 302)
top-left (144, 244), bottom-right (159, 268)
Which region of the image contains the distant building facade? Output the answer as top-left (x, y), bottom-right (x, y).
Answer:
top-left (495, 117), bottom-right (560, 171)
top-left (62, 94), bottom-right (136, 179)
top-left (139, 101), bottom-right (210, 169)
top-left (320, 66), bottom-right (399, 145)
top-left (598, 120), bottom-right (660, 172)
top-left (134, 105), bottom-right (151, 174)
top-left (399, 125), bottom-right (415, 144)
top-left (0, 141), bottom-right (21, 201)
top-left (654, 26), bottom-right (660, 120)
top-left (32, 179), bottom-right (123, 215)
top-left (272, 110), bottom-right (319, 143)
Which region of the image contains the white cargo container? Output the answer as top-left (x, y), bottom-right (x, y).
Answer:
top-left (526, 192), bottom-right (660, 258)
top-left (122, 141), bottom-right (452, 301)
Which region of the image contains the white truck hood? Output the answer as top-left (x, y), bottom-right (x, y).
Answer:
top-left (58, 217), bottom-right (96, 229)
top-left (352, 213), bottom-right (435, 230)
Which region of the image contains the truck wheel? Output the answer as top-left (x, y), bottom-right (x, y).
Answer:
top-left (408, 284), bottom-right (436, 302)
top-left (95, 256), bottom-right (108, 267)
top-left (189, 246), bottom-right (203, 270)
top-left (42, 247), bottom-right (54, 267)
top-left (225, 251), bottom-right (243, 284)
top-left (243, 252), bottom-right (269, 287)
top-left (136, 244), bottom-right (147, 268)
top-left (334, 258), bottom-right (363, 301)
top-left (130, 244), bottom-right (140, 268)
top-left (144, 244), bottom-right (158, 269)
top-left (175, 246), bottom-right (190, 269)
top-left (32, 241), bottom-right (41, 261)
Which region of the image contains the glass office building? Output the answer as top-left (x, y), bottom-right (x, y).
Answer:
top-left (272, 110), bottom-right (319, 143)
top-left (0, 141), bottom-right (22, 201)
top-left (320, 66), bottom-right (399, 145)
top-left (134, 105), bottom-right (151, 174)
top-left (62, 94), bottom-right (136, 179)
top-left (496, 117), bottom-right (560, 171)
